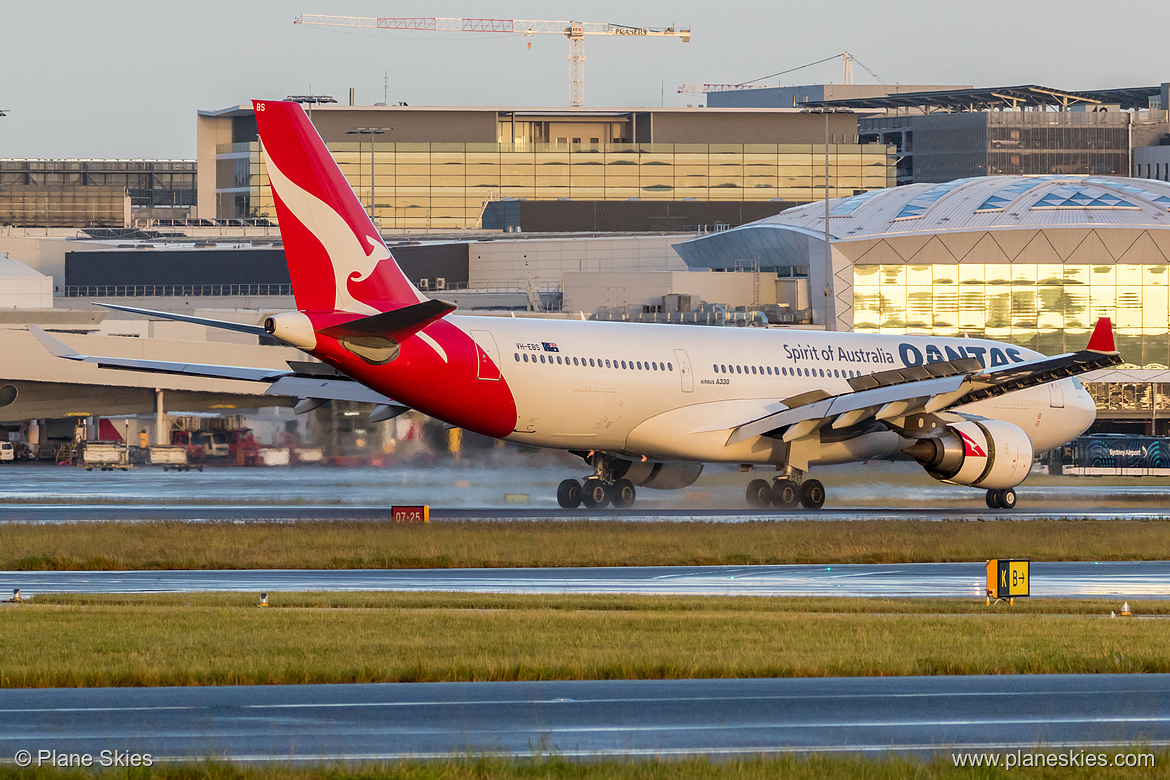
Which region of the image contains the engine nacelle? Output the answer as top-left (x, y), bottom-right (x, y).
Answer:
top-left (904, 419), bottom-right (1033, 490)
top-left (263, 311), bottom-right (317, 351)
top-left (615, 460), bottom-right (704, 490)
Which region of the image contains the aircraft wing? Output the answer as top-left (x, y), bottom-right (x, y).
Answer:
top-left (725, 318), bottom-right (1123, 445)
top-left (28, 326), bottom-right (401, 408)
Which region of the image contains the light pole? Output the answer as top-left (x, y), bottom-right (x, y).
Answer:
top-left (346, 127), bottom-right (385, 222)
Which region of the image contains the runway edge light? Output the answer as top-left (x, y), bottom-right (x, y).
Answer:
top-left (986, 559), bottom-right (1030, 604)
top-left (7, 588), bottom-right (21, 603)
top-left (258, 592), bottom-right (269, 608)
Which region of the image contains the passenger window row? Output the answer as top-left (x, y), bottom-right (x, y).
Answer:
top-left (714, 364), bottom-right (861, 380)
top-left (515, 352), bottom-right (674, 372)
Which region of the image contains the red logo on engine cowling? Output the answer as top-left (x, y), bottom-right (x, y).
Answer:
top-left (959, 431), bottom-right (987, 458)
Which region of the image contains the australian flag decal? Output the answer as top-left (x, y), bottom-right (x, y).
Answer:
top-left (542, 342), bottom-right (559, 352)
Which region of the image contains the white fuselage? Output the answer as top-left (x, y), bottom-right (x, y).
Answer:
top-left (454, 316), bottom-right (1096, 465)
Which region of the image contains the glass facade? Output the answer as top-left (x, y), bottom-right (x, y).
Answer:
top-left (226, 142), bottom-right (893, 230)
top-left (0, 159), bottom-right (197, 227)
top-left (861, 110), bottom-right (1140, 185)
top-left (0, 159), bottom-right (196, 208)
top-left (853, 263), bottom-right (1169, 368)
top-left (987, 113), bottom-right (1130, 177)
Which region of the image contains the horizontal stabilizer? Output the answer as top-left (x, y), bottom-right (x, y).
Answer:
top-left (94, 303), bottom-right (270, 337)
top-left (316, 299), bottom-right (456, 341)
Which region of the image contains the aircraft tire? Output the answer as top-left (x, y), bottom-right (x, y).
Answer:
top-left (610, 478), bottom-right (636, 509)
top-left (746, 479), bottom-right (772, 508)
top-left (999, 488), bottom-right (1017, 509)
top-left (771, 479), bottom-right (800, 509)
top-left (799, 479), bottom-right (826, 510)
top-left (581, 479), bottom-right (610, 509)
top-left (986, 489), bottom-right (1003, 509)
top-left (557, 478), bottom-right (583, 509)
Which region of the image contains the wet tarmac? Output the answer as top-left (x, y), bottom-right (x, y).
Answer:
top-left (2, 675), bottom-right (1167, 762)
top-left (1, 463), bottom-right (1170, 522)
top-left (4, 560), bottom-right (1168, 599)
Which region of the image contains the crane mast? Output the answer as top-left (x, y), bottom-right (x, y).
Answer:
top-left (295, 15), bottom-right (690, 106)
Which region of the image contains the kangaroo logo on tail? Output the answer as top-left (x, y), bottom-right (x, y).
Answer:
top-left (264, 153), bottom-right (392, 315)
top-left (253, 100), bottom-right (424, 314)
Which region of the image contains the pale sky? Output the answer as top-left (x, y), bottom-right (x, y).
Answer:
top-left (3, 0), bottom-right (1167, 159)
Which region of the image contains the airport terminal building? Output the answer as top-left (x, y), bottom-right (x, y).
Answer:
top-left (675, 174), bottom-right (1170, 432)
top-left (198, 103), bottom-right (893, 231)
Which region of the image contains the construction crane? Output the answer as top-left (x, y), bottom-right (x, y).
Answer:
top-left (295, 15), bottom-right (690, 107)
top-left (679, 52), bottom-right (885, 95)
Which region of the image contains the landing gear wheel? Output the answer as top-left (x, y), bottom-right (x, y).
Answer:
top-left (557, 478), bottom-right (583, 509)
top-left (799, 479), bottom-right (826, 510)
top-left (610, 478), bottom-right (636, 509)
top-left (987, 488), bottom-right (1017, 509)
top-left (746, 479), bottom-right (772, 508)
top-left (581, 479), bottom-right (610, 509)
top-left (771, 479), bottom-right (800, 509)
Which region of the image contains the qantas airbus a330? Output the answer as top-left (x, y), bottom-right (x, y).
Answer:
top-left (33, 100), bottom-right (1122, 510)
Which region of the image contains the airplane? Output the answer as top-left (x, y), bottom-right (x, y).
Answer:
top-left (31, 100), bottom-right (1123, 511)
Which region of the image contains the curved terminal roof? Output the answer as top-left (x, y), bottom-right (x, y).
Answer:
top-left (784, 175), bottom-right (1170, 238)
top-left (675, 175), bottom-right (1170, 270)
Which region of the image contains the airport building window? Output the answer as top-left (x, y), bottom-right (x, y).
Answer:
top-left (854, 262), bottom-right (1170, 367)
top-left (237, 141), bottom-right (894, 230)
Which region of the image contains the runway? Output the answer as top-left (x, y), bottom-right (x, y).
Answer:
top-left (5, 560), bottom-right (1169, 599)
top-left (3, 463), bottom-right (1170, 522)
top-left (1, 675), bottom-right (1166, 763)
top-left (7, 505), bottom-right (1170, 522)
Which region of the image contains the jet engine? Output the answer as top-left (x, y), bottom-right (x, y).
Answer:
top-left (264, 312), bottom-right (317, 351)
top-left (615, 460), bottom-right (704, 490)
top-left (903, 419), bottom-right (1033, 490)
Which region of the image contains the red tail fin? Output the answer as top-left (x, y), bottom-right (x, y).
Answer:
top-left (252, 100), bottom-right (423, 314)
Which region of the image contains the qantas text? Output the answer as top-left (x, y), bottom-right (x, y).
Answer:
top-left (782, 342), bottom-right (1026, 369)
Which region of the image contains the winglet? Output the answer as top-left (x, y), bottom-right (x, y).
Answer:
top-left (28, 326), bottom-right (84, 360)
top-left (1086, 317), bottom-right (1118, 354)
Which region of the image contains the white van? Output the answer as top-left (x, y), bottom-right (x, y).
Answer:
top-left (0, 442), bottom-right (14, 461)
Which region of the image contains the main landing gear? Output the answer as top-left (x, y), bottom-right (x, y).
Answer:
top-left (557, 453), bottom-right (636, 510)
top-left (747, 472), bottom-right (825, 510)
top-left (985, 488), bottom-right (1017, 510)
top-left (557, 477), bottom-right (636, 509)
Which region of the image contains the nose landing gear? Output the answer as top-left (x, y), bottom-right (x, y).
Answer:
top-left (746, 471), bottom-right (825, 510)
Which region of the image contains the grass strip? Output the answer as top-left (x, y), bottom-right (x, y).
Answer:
top-left (3, 593), bottom-right (1169, 687)
top-left (3, 518), bottom-right (1170, 570)
top-left (0, 753), bottom-right (1165, 780)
